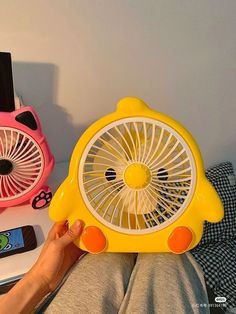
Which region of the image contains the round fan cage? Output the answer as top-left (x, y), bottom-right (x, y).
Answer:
top-left (79, 118), bottom-right (196, 234)
top-left (0, 127), bottom-right (44, 201)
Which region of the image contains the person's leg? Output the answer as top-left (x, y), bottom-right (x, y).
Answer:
top-left (44, 253), bottom-right (137, 314)
top-left (118, 252), bottom-right (209, 314)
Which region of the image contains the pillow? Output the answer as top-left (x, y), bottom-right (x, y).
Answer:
top-left (199, 161), bottom-right (236, 244)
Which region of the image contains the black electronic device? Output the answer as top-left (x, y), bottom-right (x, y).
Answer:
top-left (0, 52), bottom-right (15, 112)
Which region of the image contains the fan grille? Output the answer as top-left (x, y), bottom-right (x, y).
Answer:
top-left (79, 118), bottom-right (196, 234)
top-left (0, 127), bottom-right (44, 201)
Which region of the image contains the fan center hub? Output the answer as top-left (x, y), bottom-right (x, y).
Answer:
top-left (124, 163), bottom-right (151, 189)
top-left (0, 159), bottom-right (13, 175)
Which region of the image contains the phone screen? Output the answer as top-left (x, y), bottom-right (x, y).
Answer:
top-left (0, 228), bottom-right (25, 254)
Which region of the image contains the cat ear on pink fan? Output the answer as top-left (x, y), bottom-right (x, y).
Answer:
top-left (12, 106), bottom-right (43, 133)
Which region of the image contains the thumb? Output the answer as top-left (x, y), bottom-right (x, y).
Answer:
top-left (57, 220), bottom-right (83, 248)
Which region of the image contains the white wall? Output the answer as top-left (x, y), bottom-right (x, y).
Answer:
top-left (1, 0), bottom-right (236, 169)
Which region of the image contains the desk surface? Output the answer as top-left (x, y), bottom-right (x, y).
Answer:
top-left (0, 162), bottom-right (69, 285)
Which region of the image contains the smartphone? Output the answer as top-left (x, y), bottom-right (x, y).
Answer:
top-left (0, 225), bottom-right (37, 258)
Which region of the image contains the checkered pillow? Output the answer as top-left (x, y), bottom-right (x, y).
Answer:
top-left (200, 161), bottom-right (236, 244)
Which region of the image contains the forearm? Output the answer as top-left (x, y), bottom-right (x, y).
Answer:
top-left (0, 272), bottom-right (49, 314)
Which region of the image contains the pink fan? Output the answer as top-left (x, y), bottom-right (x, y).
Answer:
top-left (0, 52), bottom-right (54, 209)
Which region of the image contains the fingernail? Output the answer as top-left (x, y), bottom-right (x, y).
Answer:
top-left (72, 220), bottom-right (82, 229)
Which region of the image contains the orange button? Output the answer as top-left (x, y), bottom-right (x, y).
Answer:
top-left (168, 226), bottom-right (193, 254)
top-left (81, 226), bottom-right (107, 254)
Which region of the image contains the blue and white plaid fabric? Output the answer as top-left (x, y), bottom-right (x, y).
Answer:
top-left (191, 162), bottom-right (236, 310)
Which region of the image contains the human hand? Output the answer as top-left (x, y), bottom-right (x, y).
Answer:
top-left (29, 220), bottom-right (84, 293)
top-left (0, 220), bottom-right (85, 314)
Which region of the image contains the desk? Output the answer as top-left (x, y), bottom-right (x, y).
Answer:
top-left (0, 162), bottom-right (69, 286)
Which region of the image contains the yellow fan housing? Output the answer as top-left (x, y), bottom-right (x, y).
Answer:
top-left (49, 97), bottom-right (223, 254)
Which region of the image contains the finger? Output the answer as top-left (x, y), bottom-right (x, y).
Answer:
top-left (56, 220), bottom-right (83, 248)
top-left (47, 221), bottom-right (67, 241)
top-left (39, 223), bottom-right (66, 258)
top-left (37, 222), bottom-right (68, 262)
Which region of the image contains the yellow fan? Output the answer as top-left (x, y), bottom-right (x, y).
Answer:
top-left (49, 97), bottom-right (223, 254)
